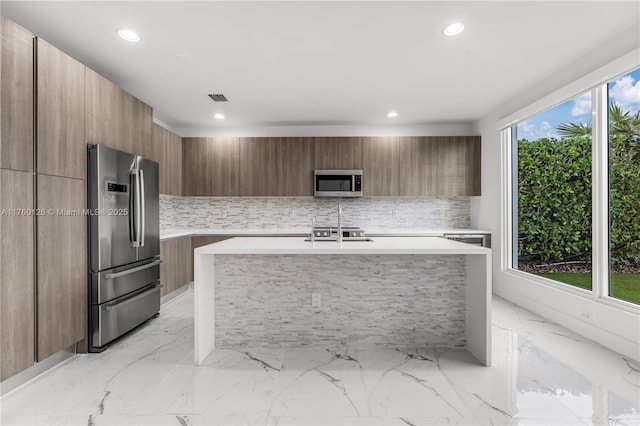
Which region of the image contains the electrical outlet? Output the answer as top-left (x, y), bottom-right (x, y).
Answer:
top-left (391, 209), bottom-right (397, 218)
top-left (219, 209), bottom-right (227, 218)
top-left (311, 292), bottom-right (321, 307)
top-left (289, 209), bottom-right (295, 217)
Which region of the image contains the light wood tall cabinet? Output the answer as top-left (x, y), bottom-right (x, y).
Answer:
top-left (153, 123), bottom-right (182, 196)
top-left (182, 138), bottom-right (213, 196)
top-left (398, 137), bottom-right (438, 196)
top-left (0, 169), bottom-right (35, 381)
top-left (36, 38), bottom-right (86, 179)
top-left (314, 137), bottom-right (362, 170)
top-left (85, 68), bottom-right (152, 157)
top-left (238, 137), bottom-right (279, 196)
top-left (35, 175), bottom-right (86, 360)
top-left (211, 137), bottom-right (240, 196)
top-left (435, 136), bottom-right (481, 196)
top-left (362, 137), bottom-right (401, 196)
top-left (1, 17), bottom-right (33, 172)
top-left (277, 137), bottom-right (314, 196)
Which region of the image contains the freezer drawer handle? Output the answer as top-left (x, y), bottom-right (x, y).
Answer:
top-left (104, 283), bottom-right (162, 312)
top-left (104, 259), bottom-right (162, 279)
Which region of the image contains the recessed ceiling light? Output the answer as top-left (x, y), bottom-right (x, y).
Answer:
top-left (443, 22), bottom-right (465, 36)
top-left (214, 113), bottom-right (225, 120)
top-left (116, 29), bottom-right (140, 42)
top-left (387, 111), bottom-right (398, 118)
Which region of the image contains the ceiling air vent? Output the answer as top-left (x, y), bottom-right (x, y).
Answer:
top-left (208, 93), bottom-right (228, 102)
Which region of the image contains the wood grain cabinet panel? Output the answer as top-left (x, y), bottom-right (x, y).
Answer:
top-left (36, 38), bottom-right (85, 179)
top-left (160, 239), bottom-right (176, 297)
top-left (362, 137), bottom-right (400, 196)
top-left (277, 137), bottom-right (314, 196)
top-left (314, 137), bottom-right (362, 170)
top-left (1, 17), bottom-right (33, 172)
top-left (398, 137), bottom-right (438, 196)
top-left (85, 68), bottom-right (152, 156)
top-left (182, 138), bottom-right (213, 196)
top-left (239, 138), bottom-right (279, 196)
top-left (211, 137), bottom-right (239, 196)
top-left (153, 124), bottom-right (182, 196)
top-left (36, 175), bottom-right (86, 361)
top-left (0, 169), bottom-right (35, 380)
top-left (160, 236), bottom-right (193, 296)
top-left (435, 136), bottom-right (481, 196)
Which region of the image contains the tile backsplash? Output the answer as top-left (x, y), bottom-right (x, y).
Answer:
top-left (160, 195), bottom-right (470, 232)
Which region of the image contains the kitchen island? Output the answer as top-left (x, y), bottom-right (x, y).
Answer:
top-left (194, 237), bottom-right (492, 366)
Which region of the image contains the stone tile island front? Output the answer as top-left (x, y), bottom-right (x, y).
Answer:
top-left (193, 237), bottom-right (492, 366)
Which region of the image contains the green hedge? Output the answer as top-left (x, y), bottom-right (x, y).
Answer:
top-left (517, 134), bottom-right (640, 269)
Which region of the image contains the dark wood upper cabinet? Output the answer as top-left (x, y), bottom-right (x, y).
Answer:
top-left (239, 137), bottom-right (279, 196)
top-left (211, 137), bottom-right (240, 196)
top-left (1, 17), bottom-right (33, 172)
top-left (182, 137), bottom-right (213, 196)
top-left (314, 137), bottom-right (362, 170)
top-left (36, 38), bottom-right (85, 179)
top-left (398, 137), bottom-right (438, 196)
top-left (435, 136), bottom-right (481, 196)
top-left (36, 175), bottom-right (86, 361)
top-left (362, 137), bottom-right (400, 196)
top-left (277, 137), bottom-right (314, 196)
top-left (0, 169), bottom-right (35, 381)
top-left (85, 68), bottom-right (152, 156)
top-left (153, 123), bottom-right (182, 196)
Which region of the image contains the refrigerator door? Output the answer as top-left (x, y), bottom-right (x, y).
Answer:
top-left (136, 157), bottom-right (160, 261)
top-left (88, 145), bottom-right (138, 271)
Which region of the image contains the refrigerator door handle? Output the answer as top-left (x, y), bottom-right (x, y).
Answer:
top-left (129, 170), bottom-right (138, 246)
top-left (103, 259), bottom-right (162, 279)
top-left (104, 283), bottom-right (162, 311)
top-left (139, 168), bottom-right (145, 247)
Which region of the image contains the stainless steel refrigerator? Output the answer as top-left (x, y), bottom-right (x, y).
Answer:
top-left (87, 144), bottom-right (161, 352)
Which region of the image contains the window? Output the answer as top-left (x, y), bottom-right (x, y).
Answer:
top-left (506, 65), bottom-right (639, 306)
top-left (512, 94), bottom-right (593, 291)
top-left (608, 69), bottom-right (640, 305)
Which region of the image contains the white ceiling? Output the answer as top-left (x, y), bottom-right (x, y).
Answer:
top-left (2, 1), bottom-right (639, 135)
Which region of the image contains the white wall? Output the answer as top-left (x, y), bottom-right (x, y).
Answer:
top-left (472, 22), bottom-right (640, 362)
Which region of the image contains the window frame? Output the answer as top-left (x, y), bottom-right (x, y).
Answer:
top-left (499, 49), bottom-right (640, 312)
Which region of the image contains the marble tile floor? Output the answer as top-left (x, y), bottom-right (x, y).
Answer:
top-left (0, 291), bottom-right (638, 426)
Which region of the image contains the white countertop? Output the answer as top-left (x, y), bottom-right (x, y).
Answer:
top-left (194, 236), bottom-right (491, 255)
top-left (161, 228), bottom-right (491, 240)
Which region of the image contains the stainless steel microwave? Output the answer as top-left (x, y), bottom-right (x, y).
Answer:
top-left (314, 169), bottom-right (363, 197)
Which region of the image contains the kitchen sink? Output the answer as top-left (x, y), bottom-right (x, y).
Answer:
top-left (304, 238), bottom-right (374, 242)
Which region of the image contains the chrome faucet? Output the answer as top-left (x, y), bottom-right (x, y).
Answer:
top-left (337, 203), bottom-right (343, 244)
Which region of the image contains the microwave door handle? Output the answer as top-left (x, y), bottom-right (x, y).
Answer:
top-left (139, 169), bottom-right (145, 247)
top-left (352, 175), bottom-right (355, 191)
top-left (129, 171), bottom-right (138, 246)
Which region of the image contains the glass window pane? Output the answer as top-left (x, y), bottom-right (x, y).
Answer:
top-left (608, 68), bottom-right (640, 305)
top-left (513, 93), bottom-right (593, 290)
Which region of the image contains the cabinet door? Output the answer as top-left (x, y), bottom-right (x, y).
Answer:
top-left (362, 137), bottom-right (400, 196)
top-left (277, 137), bottom-right (314, 196)
top-left (1, 17), bottom-right (33, 172)
top-left (436, 136), bottom-right (481, 196)
top-left (398, 137), bottom-right (438, 196)
top-left (211, 137), bottom-right (239, 196)
top-left (177, 236), bottom-right (192, 290)
top-left (314, 137), bottom-right (362, 170)
top-left (36, 175), bottom-right (86, 360)
top-left (154, 124), bottom-right (182, 196)
top-left (85, 68), bottom-right (152, 156)
top-left (239, 138), bottom-right (278, 196)
top-left (160, 239), bottom-right (177, 297)
top-left (36, 38), bottom-right (85, 179)
top-left (0, 169), bottom-right (35, 380)
top-left (182, 138), bottom-right (213, 196)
